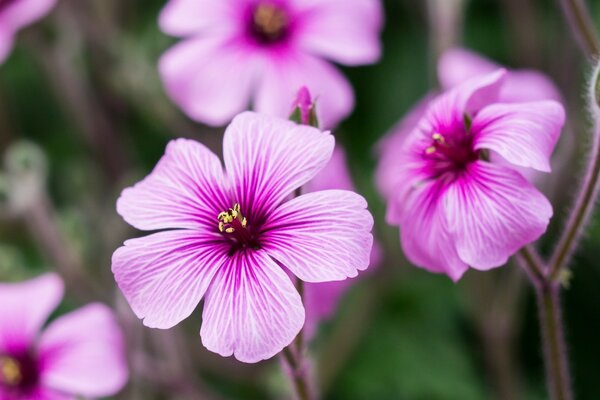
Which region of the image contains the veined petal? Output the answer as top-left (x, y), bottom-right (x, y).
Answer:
top-left (38, 304), bottom-right (128, 398)
top-left (159, 0), bottom-right (238, 37)
top-left (111, 230), bottom-right (230, 329)
top-left (223, 112), bottom-right (334, 222)
top-left (0, 274), bottom-right (63, 352)
top-left (303, 146), bottom-right (354, 193)
top-left (200, 250), bottom-right (304, 363)
top-left (393, 180), bottom-right (468, 282)
top-left (159, 37), bottom-right (258, 126)
top-left (443, 161), bottom-right (553, 269)
top-left (295, 0), bottom-right (383, 65)
top-left (253, 51), bottom-right (354, 128)
top-left (117, 138), bottom-right (230, 231)
top-left (261, 190), bottom-right (373, 282)
top-left (472, 101), bottom-right (565, 172)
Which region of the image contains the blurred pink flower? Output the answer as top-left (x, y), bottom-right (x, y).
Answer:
top-left (0, 0), bottom-right (57, 64)
top-left (0, 274), bottom-right (128, 399)
top-left (379, 70), bottom-right (564, 281)
top-left (158, 0), bottom-right (383, 128)
top-left (112, 112), bottom-right (373, 363)
top-left (303, 146), bottom-right (382, 337)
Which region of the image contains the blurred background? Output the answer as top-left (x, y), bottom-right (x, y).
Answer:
top-left (1, 0), bottom-right (599, 398)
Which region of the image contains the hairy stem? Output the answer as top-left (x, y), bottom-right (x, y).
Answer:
top-left (282, 346), bottom-right (313, 400)
top-left (558, 0), bottom-right (600, 57)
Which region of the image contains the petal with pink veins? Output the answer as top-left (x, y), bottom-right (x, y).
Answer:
top-left (200, 250), bottom-right (304, 363)
top-left (117, 138), bottom-right (230, 231)
top-left (0, 273), bottom-right (63, 352)
top-left (112, 230), bottom-right (230, 329)
top-left (261, 190), bottom-right (373, 282)
top-left (472, 101), bottom-right (565, 172)
top-left (38, 304), bottom-right (128, 398)
top-left (443, 161), bottom-right (553, 270)
top-left (223, 111), bottom-right (334, 222)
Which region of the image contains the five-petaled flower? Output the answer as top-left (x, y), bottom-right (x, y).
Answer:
top-left (0, 273), bottom-right (128, 399)
top-left (158, 0), bottom-right (383, 128)
top-left (112, 112), bottom-right (374, 363)
top-left (378, 69), bottom-right (565, 281)
top-left (0, 0), bottom-right (57, 64)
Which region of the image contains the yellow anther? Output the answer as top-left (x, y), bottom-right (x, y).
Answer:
top-left (233, 204), bottom-right (241, 213)
top-left (432, 133), bottom-right (445, 143)
top-left (0, 356), bottom-right (22, 386)
top-left (254, 4), bottom-right (287, 36)
top-left (425, 146), bottom-right (436, 154)
top-left (241, 217), bottom-right (247, 228)
top-left (218, 222), bottom-right (225, 232)
top-left (225, 227), bottom-right (235, 233)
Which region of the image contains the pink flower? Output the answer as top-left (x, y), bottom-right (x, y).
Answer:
top-left (158, 0), bottom-right (383, 128)
top-left (0, 0), bottom-right (57, 64)
top-left (303, 146), bottom-right (382, 337)
top-left (112, 112), bottom-right (374, 363)
top-left (379, 70), bottom-right (565, 281)
top-left (0, 274), bottom-right (128, 399)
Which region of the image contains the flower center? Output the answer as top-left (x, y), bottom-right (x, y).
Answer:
top-left (423, 131), bottom-right (479, 176)
top-left (249, 3), bottom-right (289, 44)
top-left (0, 0), bottom-right (17, 12)
top-left (218, 204), bottom-right (260, 249)
top-left (0, 357), bottom-right (22, 387)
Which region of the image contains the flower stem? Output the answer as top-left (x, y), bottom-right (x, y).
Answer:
top-left (282, 346), bottom-right (313, 400)
top-left (558, 0), bottom-right (600, 57)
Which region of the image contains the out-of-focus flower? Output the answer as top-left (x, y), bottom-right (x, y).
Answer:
top-left (0, 273), bottom-right (128, 399)
top-left (112, 112), bottom-right (373, 363)
top-left (303, 147), bottom-right (382, 337)
top-left (0, 0), bottom-right (57, 64)
top-left (379, 70), bottom-right (564, 281)
top-left (158, 0), bottom-right (383, 128)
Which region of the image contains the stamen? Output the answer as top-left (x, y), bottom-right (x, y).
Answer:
top-left (425, 146), bottom-right (436, 154)
top-left (0, 356), bottom-right (22, 386)
top-left (432, 133), bottom-right (445, 144)
top-left (251, 3), bottom-right (289, 44)
top-left (217, 203), bottom-right (249, 234)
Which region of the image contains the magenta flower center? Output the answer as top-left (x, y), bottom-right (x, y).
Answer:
top-left (218, 204), bottom-right (260, 250)
top-left (423, 130), bottom-right (479, 177)
top-left (249, 3), bottom-right (290, 44)
top-left (0, 353), bottom-right (39, 394)
top-left (0, 0), bottom-right (17, 12)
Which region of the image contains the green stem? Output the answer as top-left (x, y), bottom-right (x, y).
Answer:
top-left (558, 0), bottom-right (600, 57)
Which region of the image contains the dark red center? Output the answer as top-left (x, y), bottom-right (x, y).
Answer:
top-left (423, 131), bottom-right (479, 178)
top-left (218, 204), bottom-right (261, 253)
top-left (248, 2), bottom-right (290, 45)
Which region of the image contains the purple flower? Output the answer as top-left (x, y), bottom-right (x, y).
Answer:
top-left (158, 0), bottom-right (383, 128)
top-left (302, 146), bottom-right (382, 337)
top-left (112, 112), bottom-right (374, 362)
top-left (0, 274), bottom-right (128, 399)
top-left (379, 70), bottom-right (565, 281)
top-left (0, 0), bottom-right (57, 64)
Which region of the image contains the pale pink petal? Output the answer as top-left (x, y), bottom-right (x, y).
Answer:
top-left (0, 0), bottom-right (56, 32)
top-left (295, 0), bottom-right (383, 65)
top-left (37, 304), bottom-right (128, 398)
top-left (261, 190), bottom-right (373, 282)
top-left (223, 112), bottom-right (334, 222)
top-left (253, 51), bottom-right (354, 128)
top-left (0, 273), bottom-right (63, 352)
top-left (303, 146), bottom-right (354, 193)
top-left (392, 180), bottom-right (468, 282)
top-left (200, 250), bottom-right (304, 363)
top-left (112, 230), bottom-right (230, 329)
top-left (438, 48), bottom-right (561, 102)
top-left (117, 138), bottom-right (230, 231)
top-left (0, 26), bottom-right (14, 64)
top-left (159, 37), bottom-right (259, 126)
top-left (159, 0), bottom-right (239, 37)
top-left (472, 101), bottom-right (565, 172)
top-left (443, 161), bottom-right (553, 269)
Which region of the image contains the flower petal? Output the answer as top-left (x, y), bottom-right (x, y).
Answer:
top-left (472, 101), bottom-right (565, 172)
top-left (295, 0), bottom-right (383, 65)
top-left (38, 304), bottom-right (128, 398)
top-left (253, 51), bottom-right (354, 128)
top-left (392, 180), bottom-right (468, 282)
top-left (200, 250), bottom-right (304, 363)
top-left (159, 0), bottom-right (238, 37)
top-left (0, 0), bottom-right (56, 32)
top-left (443, 161), bottom-right (553, 269)
top-left (261, 190), bottom-right (373, 282)
top-left (0, 273), bottom-right (63, 352)
top-left (112, 230), bottom-right (230, 329)
top-left (303, 146), bottom-right (354, 193)
top-left (223, 111), bottom-right (334, 222)
top-left (159, 37), bottom-right (258, 126)
top-left (117, 138), bottom-right (230, 231)
top-left (0, 27), bottom-right (14, 65)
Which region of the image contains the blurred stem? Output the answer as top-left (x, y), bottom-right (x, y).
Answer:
top-left (558, 0), bottom-right (600, 57)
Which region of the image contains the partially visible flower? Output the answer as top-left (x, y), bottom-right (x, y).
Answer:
top-left (0, 0), bottom-right (57, 64)
top-left (112, 112), bottom-right (373, 363)
top-left (379, 70), bottom-right (564, 281)
top-left (158, 0), bottom-right (383, 128)
top-left (290, 86), bottom-right (317, 126)
top-left (0, 273), bottom-right (128, 399)
top-left (303, 146), bottom-right (382, 337)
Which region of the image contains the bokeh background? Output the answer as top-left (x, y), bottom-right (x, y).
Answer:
top-left (1, 0), bottom-right (600, 399)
